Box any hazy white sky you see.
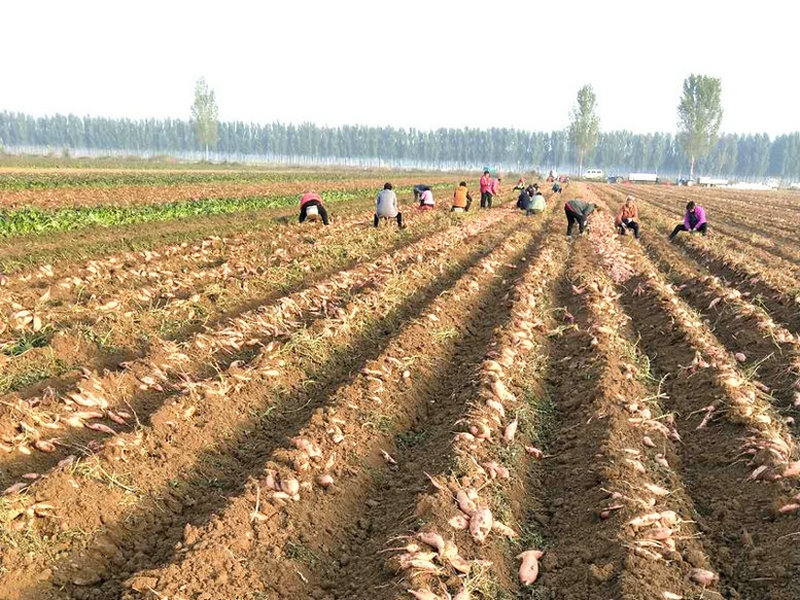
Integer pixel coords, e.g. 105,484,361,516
4,0,799,136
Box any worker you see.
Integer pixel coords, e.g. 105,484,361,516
489,176,501,207
615,196,640,239
419,188,435,211
413,184,432,204
374,182,405,228
552,181,562,194
529,189,546,215
451,181,473,212
513,176,526,191
298,190,330,225
669,201,707,240
517,186,532,211
517,185,544,216
564,198,600,236
479,170,492,209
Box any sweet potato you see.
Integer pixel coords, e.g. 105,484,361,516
517,549,544,585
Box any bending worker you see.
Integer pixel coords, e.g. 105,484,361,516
564,197,600,236
298,190,330,225
413,184,431,204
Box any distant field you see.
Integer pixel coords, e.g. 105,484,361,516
0,170,798,600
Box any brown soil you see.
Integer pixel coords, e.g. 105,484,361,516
2,179,799,600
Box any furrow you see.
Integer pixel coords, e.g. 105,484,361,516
598,185,800,419
583,189,800,599
597,184,800,334
351,216,571,600
86,212,546,600
0,208,507,489
0,209,523,599
0,204,446,396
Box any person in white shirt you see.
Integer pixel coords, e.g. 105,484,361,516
419,189,435,211
374,182,405,228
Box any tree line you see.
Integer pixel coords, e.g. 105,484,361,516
1,110,798,180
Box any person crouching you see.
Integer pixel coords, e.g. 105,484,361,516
615,196,640,239
669,201,707,240
451,182,473,212
418,188,435,211
374,182,405,228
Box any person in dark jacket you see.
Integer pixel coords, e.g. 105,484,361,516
669,201,707,240
564,198,600,236
517,186,532,211
298,191,330,225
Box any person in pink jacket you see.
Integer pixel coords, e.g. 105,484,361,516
298,191,329,225
479,170,492,209
482,175,501,209
489,177,501,205
669,201,707,240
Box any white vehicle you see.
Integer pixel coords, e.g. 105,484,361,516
628,173,659,183
697,176,729,187
583,168,605,180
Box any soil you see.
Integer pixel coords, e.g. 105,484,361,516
1,178,798,600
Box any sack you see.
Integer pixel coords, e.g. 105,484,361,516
305,205,319,221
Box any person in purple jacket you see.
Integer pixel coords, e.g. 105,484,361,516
669,201,707,241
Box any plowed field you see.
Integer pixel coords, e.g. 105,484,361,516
1,174,798,600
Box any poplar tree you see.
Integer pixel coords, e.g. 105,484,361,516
568,84,600,176
677,74,723,179
190,77,218,161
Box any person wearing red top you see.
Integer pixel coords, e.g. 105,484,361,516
615,196,640,239
490,177,501,199
298,191,329,225
479,170,492,209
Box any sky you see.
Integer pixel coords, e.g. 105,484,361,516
4,0,800,137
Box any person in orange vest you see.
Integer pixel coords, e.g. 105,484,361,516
298,190,329,225
451,182,473,212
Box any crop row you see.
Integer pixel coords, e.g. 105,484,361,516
0,176,456,211
0,206,508,488
0,202,525,599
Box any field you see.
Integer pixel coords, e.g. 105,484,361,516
0,168,798,600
